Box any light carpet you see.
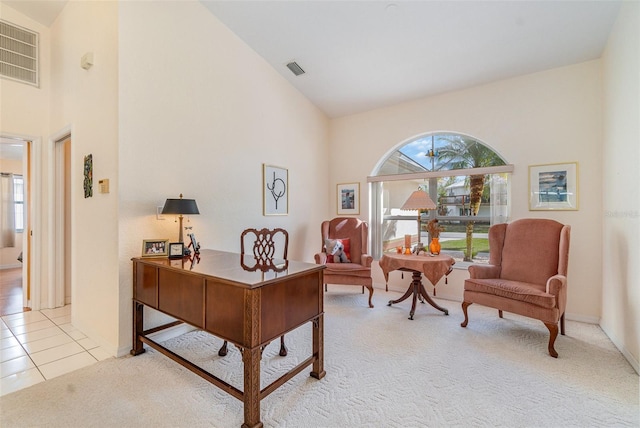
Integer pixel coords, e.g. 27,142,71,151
1,286,638,427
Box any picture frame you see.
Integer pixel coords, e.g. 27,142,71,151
337,182,360,215
263,164,288,216
168,242,185,259
187,233,200,255
142,239,169,257
529,162,578,211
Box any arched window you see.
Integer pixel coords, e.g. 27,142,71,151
368,132,513,263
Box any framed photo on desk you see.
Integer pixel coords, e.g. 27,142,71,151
142,239,169,257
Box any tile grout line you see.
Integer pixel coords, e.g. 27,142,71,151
2,306,99,383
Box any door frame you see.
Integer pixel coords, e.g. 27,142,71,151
0,132,39,310
50,126,72,309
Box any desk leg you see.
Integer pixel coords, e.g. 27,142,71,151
130,301,145,356
242,347,263,428
311,315,326,379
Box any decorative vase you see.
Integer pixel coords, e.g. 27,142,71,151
429,238,441,255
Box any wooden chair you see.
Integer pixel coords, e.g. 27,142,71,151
461,218,571,357
218,228,289,357
314,217,374,308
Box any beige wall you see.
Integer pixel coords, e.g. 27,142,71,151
48,1,120,353
117,2,329,354
0,4,51,307
330,60,604,323
601,0,640,370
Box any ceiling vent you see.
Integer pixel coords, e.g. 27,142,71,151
286,61,305,76
0,20,39,87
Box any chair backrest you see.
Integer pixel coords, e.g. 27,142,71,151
241,228,289,271
491,218,570,285
321,218,368,264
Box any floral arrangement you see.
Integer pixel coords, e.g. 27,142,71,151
427,219,445,238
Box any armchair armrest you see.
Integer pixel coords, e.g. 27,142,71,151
314,252,327,265
361,254,373,268
468,264,501,279
546,274,567,295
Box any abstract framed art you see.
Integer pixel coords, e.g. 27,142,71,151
263,164,288,216
529,162,578,211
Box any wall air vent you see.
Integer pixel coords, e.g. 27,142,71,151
286,61,305,76
0,20,39,87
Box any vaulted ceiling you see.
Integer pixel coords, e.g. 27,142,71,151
2,0,622,118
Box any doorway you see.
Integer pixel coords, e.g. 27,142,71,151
0,137,29,315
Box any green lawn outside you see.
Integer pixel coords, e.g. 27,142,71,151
440,238,489,257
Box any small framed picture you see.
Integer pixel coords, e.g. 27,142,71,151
141,239,169,257
168,242,184,259
529,162,579,211
263,164,288,216
337,182,360,215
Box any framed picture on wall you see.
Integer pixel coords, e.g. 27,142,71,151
263,164,288,216
529,162,578,211
337,182,360,215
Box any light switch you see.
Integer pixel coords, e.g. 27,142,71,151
98,179,109,193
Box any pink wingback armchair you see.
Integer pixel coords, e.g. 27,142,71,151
314,217,374,308
461,218,571,357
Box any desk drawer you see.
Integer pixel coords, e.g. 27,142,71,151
158,270,205,328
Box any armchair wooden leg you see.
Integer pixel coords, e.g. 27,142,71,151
324,283,327,292
361,286,364,294
366,285,374,308
544,322,559,358
498,310,503,318
461,301,472,327
560,313,565,335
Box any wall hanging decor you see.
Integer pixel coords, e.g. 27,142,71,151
83,154,93,198
529,162,578,210
337,182,360,215
263,164,288,216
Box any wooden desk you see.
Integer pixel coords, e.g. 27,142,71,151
379,253,455,320
131,249,326,428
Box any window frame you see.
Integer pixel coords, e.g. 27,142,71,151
13,174,24,232
368,131,513,263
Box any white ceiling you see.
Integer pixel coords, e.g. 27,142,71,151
2,1,622,118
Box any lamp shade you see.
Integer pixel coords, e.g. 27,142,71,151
401,190,436,211
161,195,200,215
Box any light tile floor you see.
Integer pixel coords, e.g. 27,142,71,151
0,305,111,396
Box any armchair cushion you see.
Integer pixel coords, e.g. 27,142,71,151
465,278,555,309
324,262,372,278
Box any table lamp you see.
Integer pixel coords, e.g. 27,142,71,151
161,193,200,243
401,189,436,251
